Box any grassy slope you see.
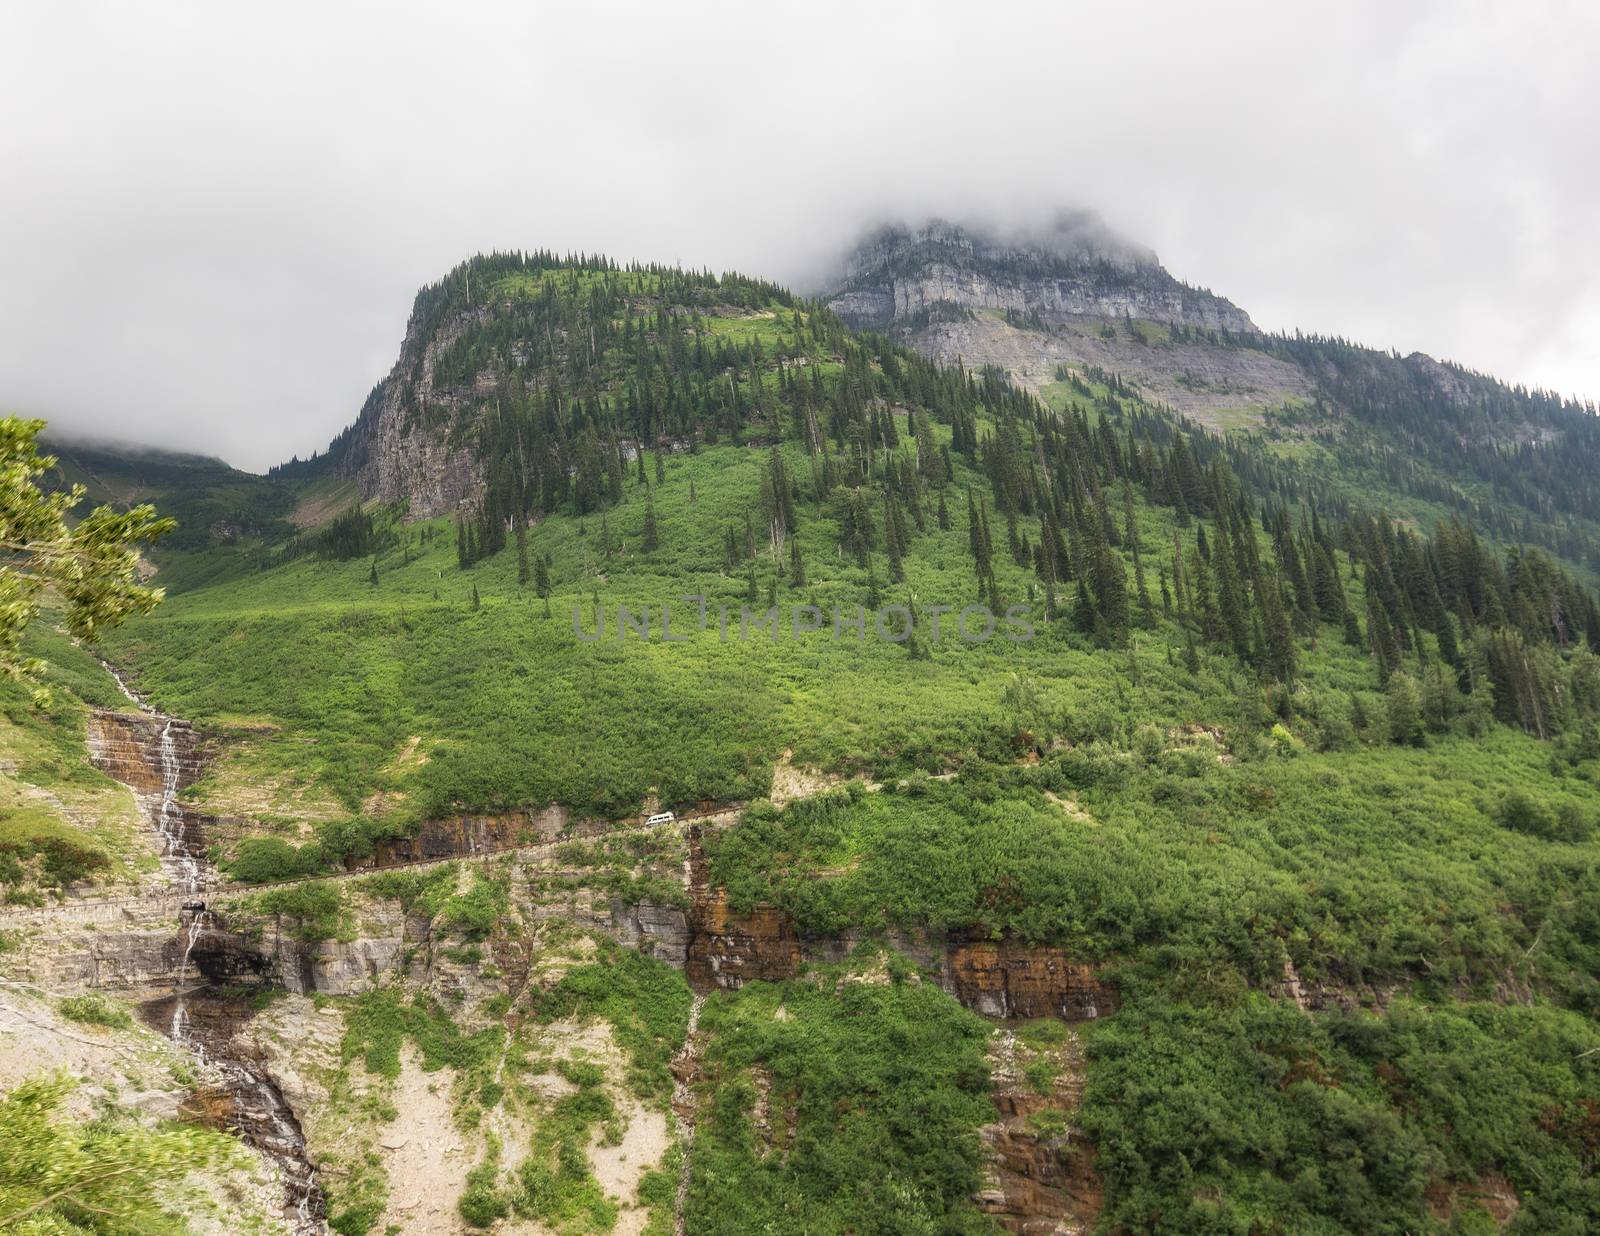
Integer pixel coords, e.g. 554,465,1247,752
0,618,156,901
77,285,1600,1232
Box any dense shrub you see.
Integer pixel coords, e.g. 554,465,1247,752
228,836,322,883
685,962,995,1235
57,993,133,1029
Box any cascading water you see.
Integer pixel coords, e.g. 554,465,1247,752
157,717,207,1042
158,719,203,896
97,664,326,1233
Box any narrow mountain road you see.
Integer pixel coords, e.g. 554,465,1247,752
0,809,742,925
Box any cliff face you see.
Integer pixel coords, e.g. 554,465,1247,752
86,710,205,799
819,215,1319,433
330,303,486,519
344,811,538,871
977,1028,1103,1234
681,828,1117,1020
826,217,1256,334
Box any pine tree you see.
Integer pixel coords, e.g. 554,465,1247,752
1261,580,1297,682
1386,671,1423,745
937,488,951,531
368,559,379,586
790,537,807,587
1212,524,1251,659
471,584,481,611
1182,625,1201,674
654,451,666,485
534,554,551,618
642,497,659,553
1367,576,1401,683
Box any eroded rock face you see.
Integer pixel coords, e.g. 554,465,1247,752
344,812,535,871
86,710,205,799
7,919,192,990
681,828,1116,1020
333,306,486,518
609,899,691,964
944,940,1116,1021
977,1030,1102,1235
826,218,1255,334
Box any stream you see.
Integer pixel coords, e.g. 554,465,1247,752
103,665,328,1233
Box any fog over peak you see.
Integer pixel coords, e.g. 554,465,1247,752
3,1,1598,471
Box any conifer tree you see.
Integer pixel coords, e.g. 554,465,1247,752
534,554,551,617
1386,671,1423,745
640,496,659,553
1182,625,1201,674
1367,576,1401,683
790,537,807,587
1212,525,1251,659
1261,579,1297,682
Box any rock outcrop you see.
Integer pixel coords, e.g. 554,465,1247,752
330,301,486,518
681,828,1116,1020
826,216,1255,335
976,1029,1103,1235
343,812,540,872
86,710,205,799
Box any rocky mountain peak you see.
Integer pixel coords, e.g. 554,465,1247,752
825,211,1255,335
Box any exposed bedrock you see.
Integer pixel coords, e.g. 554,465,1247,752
680,827,1117,1020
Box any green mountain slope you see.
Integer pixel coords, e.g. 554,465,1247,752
59,252,1600,1233
826,218,1600,580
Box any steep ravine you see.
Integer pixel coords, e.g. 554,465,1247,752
85,684,328,1234
71,688,1107,1232
676,824,1107,1233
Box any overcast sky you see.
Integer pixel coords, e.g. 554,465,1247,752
3,1,1597,471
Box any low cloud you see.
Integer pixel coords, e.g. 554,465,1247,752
3,0,1597,470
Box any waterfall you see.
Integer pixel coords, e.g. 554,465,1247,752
157,718,206,1044
157,719,202,896
672,993,707,1236
93,667,327,1233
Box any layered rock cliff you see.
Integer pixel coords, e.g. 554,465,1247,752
826,215,1256,335
326,301,487,518
681,826,1117,1020
818,214,1321,433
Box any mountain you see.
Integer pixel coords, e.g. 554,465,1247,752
8,247,1600,1236
825,215,1600,575
826,212,1256,334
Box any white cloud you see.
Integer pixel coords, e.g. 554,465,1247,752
2,0,1597,469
